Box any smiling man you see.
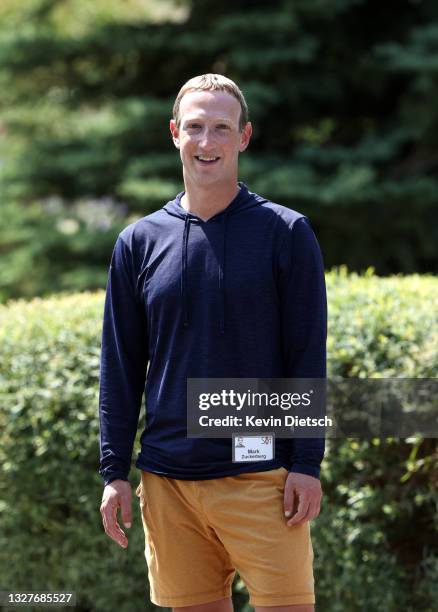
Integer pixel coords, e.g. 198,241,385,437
99,74,327,612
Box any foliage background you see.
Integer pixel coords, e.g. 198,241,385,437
0,1,437,611
0,274,437,612
1,0,438,302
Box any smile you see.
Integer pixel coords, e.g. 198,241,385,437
195,156,220,164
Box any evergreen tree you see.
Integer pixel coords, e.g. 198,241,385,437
1,0,437,300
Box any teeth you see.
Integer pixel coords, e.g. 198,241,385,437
197,156,218,161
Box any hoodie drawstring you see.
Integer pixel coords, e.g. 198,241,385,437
180,213,228,335
171,183,257,335
219,214,227,335
181,215,190,328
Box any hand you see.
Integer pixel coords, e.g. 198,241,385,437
100,479,132,548
283,472,322,526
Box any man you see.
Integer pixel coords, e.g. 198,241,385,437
99,73,327,612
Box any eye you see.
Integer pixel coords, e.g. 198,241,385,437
217,124,229,130
187,123,201,129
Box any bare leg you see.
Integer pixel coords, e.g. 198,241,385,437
255,606,314,612
173,596,233,612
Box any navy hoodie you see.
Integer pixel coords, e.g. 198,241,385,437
98,182,327,486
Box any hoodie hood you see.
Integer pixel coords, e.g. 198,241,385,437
162,181,266,334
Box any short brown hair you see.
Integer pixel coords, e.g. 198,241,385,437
172,73,249,132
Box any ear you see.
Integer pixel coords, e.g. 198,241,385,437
239,122,252,152
170,119,180,149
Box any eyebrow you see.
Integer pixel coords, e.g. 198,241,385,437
182,117,233,125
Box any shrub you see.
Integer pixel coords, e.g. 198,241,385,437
0,270,436,611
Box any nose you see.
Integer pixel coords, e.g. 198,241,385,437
198,126,216,149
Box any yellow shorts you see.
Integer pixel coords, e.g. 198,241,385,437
136,466,315,608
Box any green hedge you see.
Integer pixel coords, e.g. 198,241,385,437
0,270,437,612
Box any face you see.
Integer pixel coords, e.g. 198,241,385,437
169,90,252,189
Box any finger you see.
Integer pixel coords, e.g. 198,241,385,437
295,491,322,523
283,482,295,518
110,503,129,547
101,507,108,533
299,500,319,524
120,492,132,529
103,503,128,548
308,499,321,521
287,497,310,526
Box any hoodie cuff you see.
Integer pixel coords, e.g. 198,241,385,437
289,463,321,480
102,472,130,487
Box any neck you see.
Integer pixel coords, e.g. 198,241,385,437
180,179,240,221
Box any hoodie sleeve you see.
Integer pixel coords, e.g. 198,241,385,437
98,232,149,486
277,216,327,480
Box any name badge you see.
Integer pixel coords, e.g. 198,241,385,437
232,433,274,462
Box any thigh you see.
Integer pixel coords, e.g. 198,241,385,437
136,471,236,609
203,468,315,607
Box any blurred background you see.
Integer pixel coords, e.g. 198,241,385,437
1,0,438,303
0,1,437,611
